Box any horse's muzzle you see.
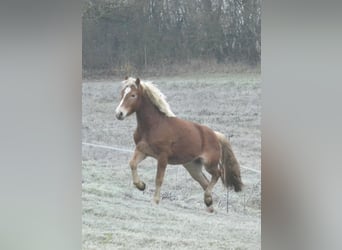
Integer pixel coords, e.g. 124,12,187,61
116,111,124,120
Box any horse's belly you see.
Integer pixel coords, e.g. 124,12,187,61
168,157,196,165
168,143,201,164
167,154,197,165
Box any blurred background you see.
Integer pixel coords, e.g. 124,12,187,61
82,0,261,78
1,0,342,250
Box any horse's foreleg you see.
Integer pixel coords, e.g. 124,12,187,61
129,149,146,191
153,154,168,204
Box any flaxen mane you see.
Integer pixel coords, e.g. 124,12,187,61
122,77,175,117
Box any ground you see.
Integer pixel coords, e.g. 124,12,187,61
82,73,261,249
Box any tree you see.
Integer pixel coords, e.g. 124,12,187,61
82,0,261,75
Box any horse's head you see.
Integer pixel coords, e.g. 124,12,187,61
115,77,142,120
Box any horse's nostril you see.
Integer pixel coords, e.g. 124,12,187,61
116,111,124,120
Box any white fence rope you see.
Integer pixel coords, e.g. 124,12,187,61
82,142,134,153
82,142,261,174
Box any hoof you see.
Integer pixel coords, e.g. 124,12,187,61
204,194,213,207
135,181,146,191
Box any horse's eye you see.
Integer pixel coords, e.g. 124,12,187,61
131,94,136,98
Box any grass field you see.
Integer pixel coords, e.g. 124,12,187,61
82,73,261,249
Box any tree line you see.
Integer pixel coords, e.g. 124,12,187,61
83,0,261,75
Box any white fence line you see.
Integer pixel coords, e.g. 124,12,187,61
82,142,261,174
82,142,134,153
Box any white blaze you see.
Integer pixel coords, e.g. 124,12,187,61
115,87,131,115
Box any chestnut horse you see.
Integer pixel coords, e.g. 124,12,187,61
115,77,243,211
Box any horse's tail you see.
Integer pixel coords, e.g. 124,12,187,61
215,131,243,192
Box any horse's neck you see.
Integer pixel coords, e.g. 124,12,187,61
136,95,164,131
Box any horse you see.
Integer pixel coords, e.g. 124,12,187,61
115,77,243,212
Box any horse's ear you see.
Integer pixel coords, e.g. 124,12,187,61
124,76,128,80
135,78,140,86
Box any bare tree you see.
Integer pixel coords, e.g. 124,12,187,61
82,0,261,75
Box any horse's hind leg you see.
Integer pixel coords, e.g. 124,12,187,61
129,149,146,191
203,163,220,212
183,161,209,191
